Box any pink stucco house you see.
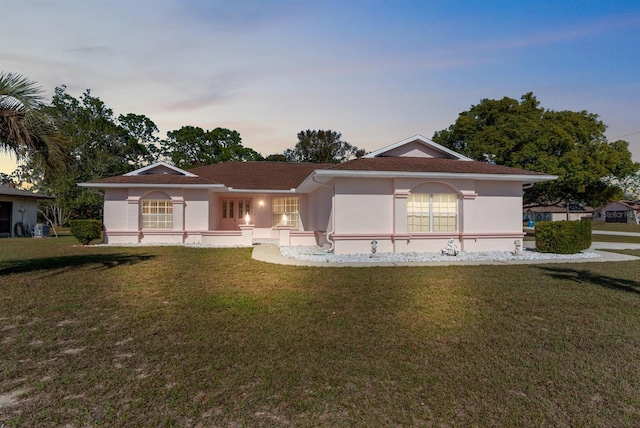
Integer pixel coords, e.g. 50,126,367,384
80,135,556,254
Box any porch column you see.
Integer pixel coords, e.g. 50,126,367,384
277,225,292,246
239,224,254,246
458,190,477,251
126,196,140,231
171,197,185,241
393,192,409,252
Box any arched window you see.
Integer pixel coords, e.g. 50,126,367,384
141,197,173,229
407,193,457,232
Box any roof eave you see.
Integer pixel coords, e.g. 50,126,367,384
311,169,558,182
78,183,300,193
226,188,298,194
297,170,557,193
78,183,226,189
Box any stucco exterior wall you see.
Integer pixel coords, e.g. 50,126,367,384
334,178,394,234
329,177,525,254
104,189,129,232
462,181,522,233
100,177,528,253
184,189,209,231
306,186,333,233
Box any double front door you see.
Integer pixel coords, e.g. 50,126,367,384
220,198,252,230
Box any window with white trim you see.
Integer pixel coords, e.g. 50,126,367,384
141,199,173,229
407,193,457,232
272,197,300,228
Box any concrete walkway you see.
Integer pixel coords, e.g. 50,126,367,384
252,243,640,267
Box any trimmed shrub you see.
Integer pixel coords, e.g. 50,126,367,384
535,219,592,254
70,220,103,245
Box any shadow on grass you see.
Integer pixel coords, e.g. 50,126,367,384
538,266,640,295
0,253,155,277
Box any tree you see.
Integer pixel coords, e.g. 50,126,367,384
264,153,289,162
0,172,16,187
607,173,640,199
284,130,360,163
160,126,262,168
432,93,639,213
118,113,161,164
18,86,159,225
0,71,68,172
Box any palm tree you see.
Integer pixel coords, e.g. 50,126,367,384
0,71,67,171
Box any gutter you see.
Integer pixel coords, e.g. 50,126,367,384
311,169,558,183
312,174,336,252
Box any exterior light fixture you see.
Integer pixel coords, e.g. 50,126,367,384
282,214,287,225
245,212,250,225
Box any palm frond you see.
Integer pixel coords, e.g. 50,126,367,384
0,71,69,172
0,71,44,110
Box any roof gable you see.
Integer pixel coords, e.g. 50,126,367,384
363,134,472,161
124,161,198,177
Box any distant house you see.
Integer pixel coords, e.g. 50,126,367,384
0,186,55,237
80,135,556,255
593,200,640,224
524,204,594,222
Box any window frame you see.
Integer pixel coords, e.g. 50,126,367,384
141,199,174,230
407,193,458,233
272,197,300,229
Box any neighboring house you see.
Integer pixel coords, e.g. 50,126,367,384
524,204,594,222
592,200,640,224
0,186,55,237
79,135,556,255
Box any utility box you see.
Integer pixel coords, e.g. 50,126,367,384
34,224,50,237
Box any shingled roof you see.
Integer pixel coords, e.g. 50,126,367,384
0,186,55,199
85,156,554,191
189,162,333,190
86,162,333,190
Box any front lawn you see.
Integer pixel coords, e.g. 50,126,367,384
591,223,640,233
1,238,640,426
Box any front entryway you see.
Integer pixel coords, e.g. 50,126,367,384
220,198,252,230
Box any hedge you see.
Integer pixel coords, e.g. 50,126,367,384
69,220,103,245
535,219,592,254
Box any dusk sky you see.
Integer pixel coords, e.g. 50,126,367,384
2,0,640,174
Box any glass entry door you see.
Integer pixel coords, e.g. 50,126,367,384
220,199,251,230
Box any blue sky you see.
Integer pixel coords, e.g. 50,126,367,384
2,0,639,174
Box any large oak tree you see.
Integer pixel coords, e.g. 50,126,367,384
432,93,638,210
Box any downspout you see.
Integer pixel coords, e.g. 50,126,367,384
312,175,335,252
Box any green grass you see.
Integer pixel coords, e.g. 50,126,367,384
591,223,640,233
2,238,640,426
591,235,640,244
